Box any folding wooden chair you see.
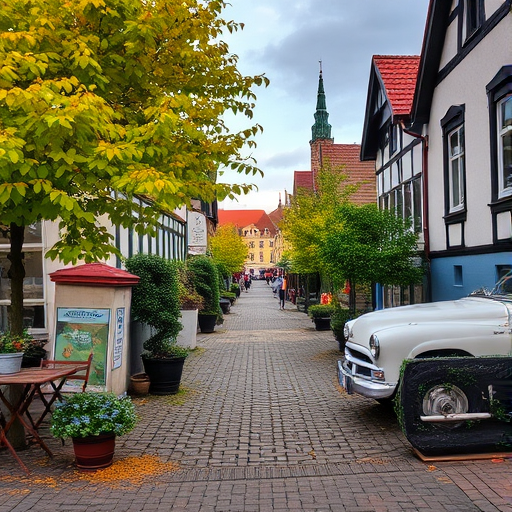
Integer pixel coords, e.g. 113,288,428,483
29,353,93,428
40,352,93,394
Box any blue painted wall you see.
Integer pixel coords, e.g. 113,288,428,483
430,252,512,302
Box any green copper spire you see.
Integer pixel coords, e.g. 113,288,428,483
311,63,332,142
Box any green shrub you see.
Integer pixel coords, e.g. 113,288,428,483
187,255,221,316
307,304,335,319
125,254,184,358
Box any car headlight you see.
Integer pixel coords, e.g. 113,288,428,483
343,323,351,340
369,334,380,359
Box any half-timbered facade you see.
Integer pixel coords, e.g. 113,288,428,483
411,0,512,301
361,55,426,308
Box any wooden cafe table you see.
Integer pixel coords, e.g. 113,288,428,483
0,364,89,473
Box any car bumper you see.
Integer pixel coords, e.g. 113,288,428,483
337,359,396,400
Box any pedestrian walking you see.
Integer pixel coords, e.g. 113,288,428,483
279,274,287,310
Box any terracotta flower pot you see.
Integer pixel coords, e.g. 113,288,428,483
129,373,151,396
72,433,116,471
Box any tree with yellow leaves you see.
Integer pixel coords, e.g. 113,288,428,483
0,0,268,333
209,223,248,279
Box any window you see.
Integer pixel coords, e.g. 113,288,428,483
487,66,512,208
389,124,398,155
464,0,483,41
259,241,264,249
498,95,512,194
454,265,463,287
0,222,45,330
441,105,466,220
259,252,264,263
448,125,465,212
269,240,274,248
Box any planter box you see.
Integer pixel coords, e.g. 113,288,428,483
313,318,331,331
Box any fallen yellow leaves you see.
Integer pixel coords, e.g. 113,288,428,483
0,455,180,490
76,455,180,486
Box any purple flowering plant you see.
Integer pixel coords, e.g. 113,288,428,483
50,392,137,439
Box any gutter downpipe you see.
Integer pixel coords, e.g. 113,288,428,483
400,122,431,302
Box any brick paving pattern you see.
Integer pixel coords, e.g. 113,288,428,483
1,280,512,511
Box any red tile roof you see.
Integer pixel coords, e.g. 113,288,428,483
373,55,420,117
268,205,284,226
310,142,376,205
217,209,277,235
293,171,314,194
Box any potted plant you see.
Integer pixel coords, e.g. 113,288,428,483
21,336,48,368
176,261,204,350
187,255,221,333
230,282,241,298
308,304,335,331
125,254,189,395
50,392,137,471
221,291,237,306
0,330,45,374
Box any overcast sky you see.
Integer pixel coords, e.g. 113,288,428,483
218,0,431,213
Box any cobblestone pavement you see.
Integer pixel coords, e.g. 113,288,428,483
1,280,512,511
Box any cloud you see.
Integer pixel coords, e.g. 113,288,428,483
220,0,430,211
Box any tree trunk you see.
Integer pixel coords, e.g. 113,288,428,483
6,223,26,447
7,223,25,336
0,385,26,449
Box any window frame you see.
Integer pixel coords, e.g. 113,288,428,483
447,124,465,213
487,66,512,245
497,94,512,197
441,105,467,223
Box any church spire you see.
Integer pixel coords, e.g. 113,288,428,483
311,61,332,142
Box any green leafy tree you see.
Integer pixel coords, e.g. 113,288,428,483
320,202,423,305
280,164,357,275
209,223,247,278
0,0,268,334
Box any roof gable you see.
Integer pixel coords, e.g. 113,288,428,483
361,55,420,160
217,209,277,235
373,55,420,117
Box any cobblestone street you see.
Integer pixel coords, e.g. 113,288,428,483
1,280,512,511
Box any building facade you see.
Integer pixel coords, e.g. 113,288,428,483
411,0,512,301
217,208,283,274
360,55,427,308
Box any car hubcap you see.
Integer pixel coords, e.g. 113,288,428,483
422,384,468,428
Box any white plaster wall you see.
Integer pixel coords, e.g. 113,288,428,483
427,17,512,252
485,0,507,17
440,12,459,69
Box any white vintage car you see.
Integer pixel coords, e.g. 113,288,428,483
338,276,512,402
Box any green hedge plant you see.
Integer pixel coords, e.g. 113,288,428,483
307,304,335,319
187,255,221,316
125,254,188,359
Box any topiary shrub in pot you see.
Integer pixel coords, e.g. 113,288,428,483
125,254,189,395
187,255,221,333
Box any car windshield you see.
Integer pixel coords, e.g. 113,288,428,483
478,271,512,297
